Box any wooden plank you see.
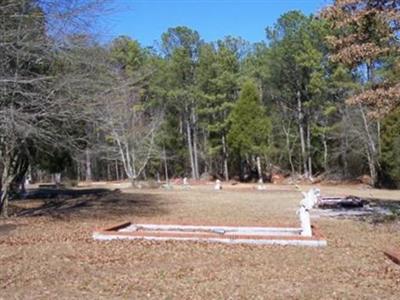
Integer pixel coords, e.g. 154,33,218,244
101,221,132,232
384,248,400,265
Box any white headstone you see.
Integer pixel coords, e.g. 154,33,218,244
214,179,222,190
54,173,61,185
182,177,191,190
257,178,266,190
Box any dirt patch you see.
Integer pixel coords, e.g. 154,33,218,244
0,224,17,236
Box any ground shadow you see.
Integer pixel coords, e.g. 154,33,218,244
366,198,400,223
0,224,17,237
11,188,169,220
316,197,400,223
368,198,400,210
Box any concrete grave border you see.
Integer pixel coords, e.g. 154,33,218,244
93,222,327,247
93,188,327,247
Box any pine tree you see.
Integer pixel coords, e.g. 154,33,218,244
227,81,271,179
381,108,400,186
196,38,242,180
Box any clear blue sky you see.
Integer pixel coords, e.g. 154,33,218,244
103,0,331,47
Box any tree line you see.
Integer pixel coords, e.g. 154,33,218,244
1,0,400,216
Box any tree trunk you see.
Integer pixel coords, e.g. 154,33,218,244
107,161,111,181
0,185,10,218
307,121,312,178
0,161,12,218
115,160,120,181
377,120,381,157
359,105,379,186
85,148,92,182
222,135,229,181
366,149,377,186
297,91,308,177
76,161,80,182
192,109,200,179
0,153,29,217
256,156,262,181
193,129,200,179
283,124,295,175
186,116,196,179
239,155,244,181
322,131,328,172
341,110,349,178
202,128,210,174
163,146,169,183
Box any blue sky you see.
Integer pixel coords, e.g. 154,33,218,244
103,0,331,47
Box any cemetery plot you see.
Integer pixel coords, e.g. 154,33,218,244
93,222,327,247
93,188,326,247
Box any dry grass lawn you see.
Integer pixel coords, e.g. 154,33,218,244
1,183,400,299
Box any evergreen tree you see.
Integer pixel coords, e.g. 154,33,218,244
196,38,242,179
227,81,271,179
381,108,400,187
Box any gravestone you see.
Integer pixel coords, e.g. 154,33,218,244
256,178,266,190
183,177,191,190
214,179,222,190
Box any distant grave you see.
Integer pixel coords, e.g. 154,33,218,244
256,179,266,191
214,179,222,190
182,177,191,190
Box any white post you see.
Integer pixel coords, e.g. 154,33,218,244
299,206,312,237
55,173,61,185
257,178,266,190
214,179,221,190
183,177,190,189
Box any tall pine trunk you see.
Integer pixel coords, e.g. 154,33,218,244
297,91,308,177
307,121,312,178
222,135,229,181
192,109,200,179
163,146,169,183
256,156,262,181
322,131,328,172
186,115,196,179
85,148,92,182
283,125,295,175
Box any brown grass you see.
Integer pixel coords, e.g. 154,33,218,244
1,183,400,299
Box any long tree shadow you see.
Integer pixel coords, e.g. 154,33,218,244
12,188,169,220
366,198,400,223
316,197,400,223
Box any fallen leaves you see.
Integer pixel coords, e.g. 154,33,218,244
0,185,399,298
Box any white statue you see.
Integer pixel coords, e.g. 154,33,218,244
298,188,320,237
300,188,319,210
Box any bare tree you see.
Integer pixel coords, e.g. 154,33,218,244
0,0,111,217
97,78,162,185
